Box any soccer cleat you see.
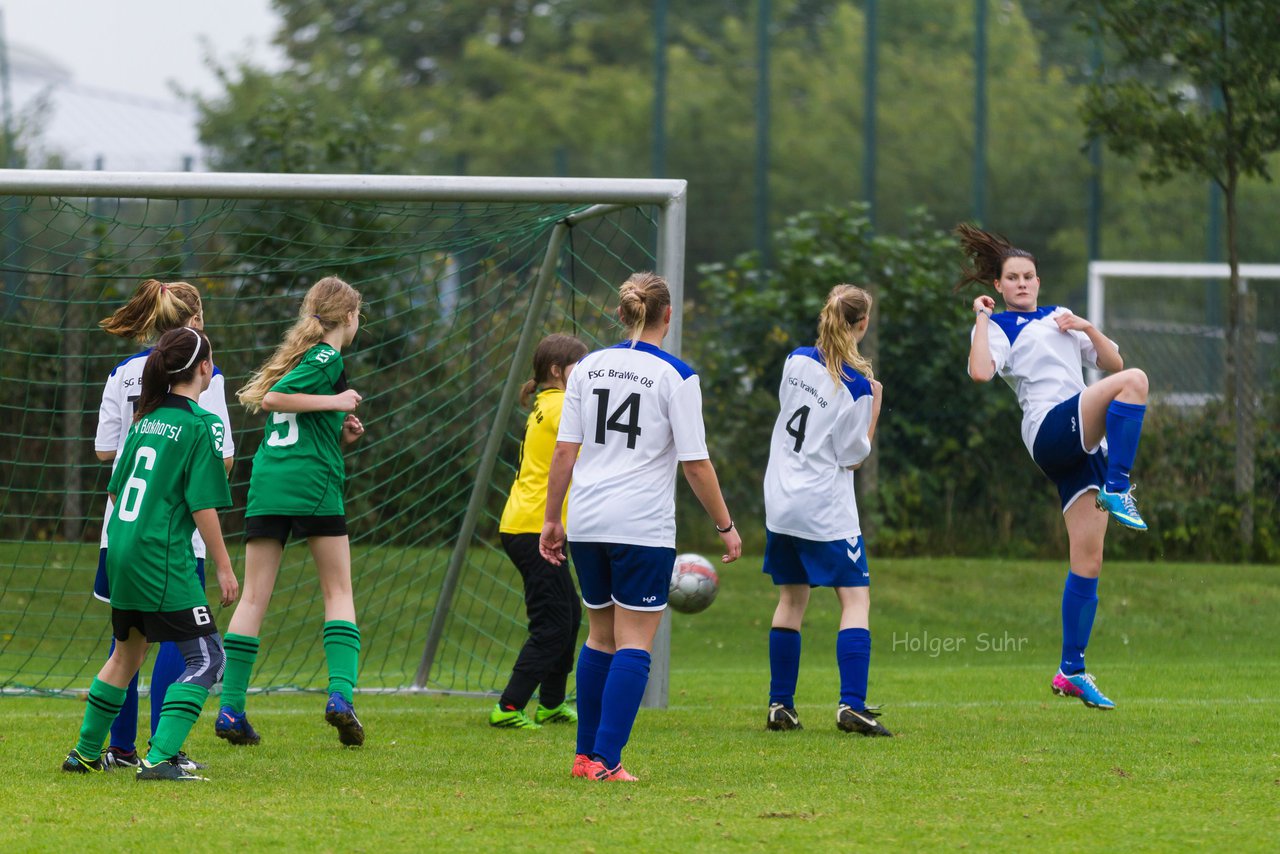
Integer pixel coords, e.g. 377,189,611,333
325,692,365,746
61,748,106,774
1096,487,1148,531
836,704,894,737
766,702,803,731
103,746,140,769
136,757,207,782
214,706,262,746
1052,670,1116,710
571,753,593,778
534,702,578,725
489,703,542,730
584,758,639,782
175,751,207,771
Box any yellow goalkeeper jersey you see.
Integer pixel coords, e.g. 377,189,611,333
500,388,568,534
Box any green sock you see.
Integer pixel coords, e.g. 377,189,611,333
323,620,361,703
220,633,260,714
76,678,127,759
146,682,209,764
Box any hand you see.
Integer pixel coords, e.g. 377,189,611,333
718,527,742,564
539,521,566,566
972,295,996,316
341,414,365,445
1054,310,1093,333
332,389,363,412
216,560,239,607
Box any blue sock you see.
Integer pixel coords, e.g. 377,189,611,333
1104,400,1145,492
1060,572,1099,675
574,645,613,757
149,641,187,737
106,638,139,753
591,648,651,769
837,628,871,710
768,628,801,707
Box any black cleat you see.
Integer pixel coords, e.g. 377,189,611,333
136,757,207,781
103,746,140,769
766,702,803,731
62,748,106,774
837,704,893,737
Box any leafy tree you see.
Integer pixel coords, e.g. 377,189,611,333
1075,0,1280,554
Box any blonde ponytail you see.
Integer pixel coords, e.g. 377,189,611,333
617,271,670,342
238,276,361,412
815,284,874,386
98,279,202,343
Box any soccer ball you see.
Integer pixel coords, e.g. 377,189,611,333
668,553,719,615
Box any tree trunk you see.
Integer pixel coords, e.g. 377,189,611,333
1225,173,1255,557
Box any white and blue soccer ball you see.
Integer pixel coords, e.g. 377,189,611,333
669,553,719,615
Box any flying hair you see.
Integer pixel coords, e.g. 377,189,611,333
238,276,361,413
99,279,202,343
815,284,874,386
952,223,1037,293
617,271,671,343
135,327,211,421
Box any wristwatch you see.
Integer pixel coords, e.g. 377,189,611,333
715,520,735,533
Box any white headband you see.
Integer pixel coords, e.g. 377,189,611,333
167,327,203,374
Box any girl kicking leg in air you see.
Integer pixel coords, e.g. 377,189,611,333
958,223,1148,710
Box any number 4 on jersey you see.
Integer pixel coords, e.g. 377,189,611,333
785,405,810,452
592,389,642,449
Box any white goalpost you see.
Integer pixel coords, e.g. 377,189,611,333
1085,260,1280,394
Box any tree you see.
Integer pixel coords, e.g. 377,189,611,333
1075,0,1280,556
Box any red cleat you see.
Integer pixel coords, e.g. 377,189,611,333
571,753,593,778
583,758,638,782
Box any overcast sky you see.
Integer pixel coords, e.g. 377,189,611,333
3,0,284,103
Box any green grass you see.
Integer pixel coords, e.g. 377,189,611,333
2,556,1278,851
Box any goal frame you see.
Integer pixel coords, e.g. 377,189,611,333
0,168,687,708
1085,260,1280,387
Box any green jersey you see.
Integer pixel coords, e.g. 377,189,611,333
246,343,349,517
105,394,233,612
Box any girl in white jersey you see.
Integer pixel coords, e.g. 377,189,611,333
92,279,235,770
540,271,742,782
762,285,891,737
959,224,1150,711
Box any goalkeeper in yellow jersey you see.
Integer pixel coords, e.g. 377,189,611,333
490,334,589,730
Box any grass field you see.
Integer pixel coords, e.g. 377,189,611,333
2,555,1278,851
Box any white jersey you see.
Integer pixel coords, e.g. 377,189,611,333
94,347,235,555
972,306,1114,455
764,348,875,541
558,340,709,548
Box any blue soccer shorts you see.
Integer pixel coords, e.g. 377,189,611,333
568,541,676,612
1031,393,1108,512
763,531,870,588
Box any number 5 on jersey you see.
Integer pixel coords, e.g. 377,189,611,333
267,412,299,447
592,389,642,449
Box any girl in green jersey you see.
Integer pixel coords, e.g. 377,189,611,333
62,327,238,781
216,277,368,747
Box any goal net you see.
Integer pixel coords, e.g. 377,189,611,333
0,170,687,700
1086,261,1280,404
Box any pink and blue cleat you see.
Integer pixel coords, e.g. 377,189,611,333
1052,669,1116,710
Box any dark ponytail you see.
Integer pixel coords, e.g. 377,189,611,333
953,223,1037,293
135,327,211,421
520,333,589,407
